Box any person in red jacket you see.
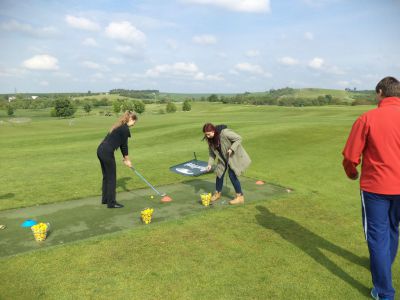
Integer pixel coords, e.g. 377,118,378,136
342,76,400,300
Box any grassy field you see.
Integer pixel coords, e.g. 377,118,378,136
0,103,397,299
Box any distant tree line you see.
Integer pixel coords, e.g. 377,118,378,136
199,88,377,107
109,89,159,100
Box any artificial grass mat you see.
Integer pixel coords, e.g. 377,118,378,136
0,176,289,257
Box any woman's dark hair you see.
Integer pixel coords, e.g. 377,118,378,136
375,76,400,97
203,123,220,149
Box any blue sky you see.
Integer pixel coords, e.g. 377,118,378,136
0,0,399,93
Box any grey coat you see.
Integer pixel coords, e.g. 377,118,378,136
208,128,251,178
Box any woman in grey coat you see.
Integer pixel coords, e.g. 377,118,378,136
203,123,251,204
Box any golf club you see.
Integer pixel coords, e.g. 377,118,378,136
130,166,167,197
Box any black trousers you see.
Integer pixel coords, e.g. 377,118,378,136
97,143,116,207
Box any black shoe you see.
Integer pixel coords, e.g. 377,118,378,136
108,202,124,208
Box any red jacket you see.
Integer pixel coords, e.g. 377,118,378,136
342,97,400,194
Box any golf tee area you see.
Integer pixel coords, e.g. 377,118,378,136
1,103,398,299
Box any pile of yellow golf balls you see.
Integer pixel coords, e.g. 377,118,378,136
201,193,212,207
141,208,154,224
31,222,48,241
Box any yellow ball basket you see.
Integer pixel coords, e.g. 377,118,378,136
31,222,49,242
141,208,154,224
200,193,211,207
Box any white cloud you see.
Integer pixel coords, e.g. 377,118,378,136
308,57,324,69
115,45,144,58
183,0,270,13
192,34,217,45
82,61,108,71
0,67,27,78
22,54,59,70
112,77,123,83
53,72,72,78
246,50,260,57
194,72,224,81
166,39,178,50
105,21,146,45
39,80,49,86
146,62,199,77
107,57,124,64
338,79,362,87
92,73,104,79
82,38,98,47
115,45,133,54
0,20,58,38
304,32,314,40
327,65,345,75
145,62,223,81
65,15,100,31
234,62,271,76
308,57,345,75
278,56,299,66
303,0,337,7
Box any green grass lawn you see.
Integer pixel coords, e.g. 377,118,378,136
1,103,397,299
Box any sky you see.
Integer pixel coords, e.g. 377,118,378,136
0,0,399,94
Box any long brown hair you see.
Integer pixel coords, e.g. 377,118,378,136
203,123,220,149
110,111,138,132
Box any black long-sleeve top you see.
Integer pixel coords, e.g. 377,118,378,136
102,124,131,156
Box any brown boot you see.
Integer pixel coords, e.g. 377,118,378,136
211,191,221,202
229,194,244,205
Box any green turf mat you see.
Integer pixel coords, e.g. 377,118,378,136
0,177,289,257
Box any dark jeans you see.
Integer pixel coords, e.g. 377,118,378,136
216,167,243,194
97,143,116,207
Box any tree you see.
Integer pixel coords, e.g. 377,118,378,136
166,102,177,113
133,100,146,114
120,100,134,112
182,100,192,111
208,94,219,102
83,103,92,114
113,101,121,113
7,104,15,116
53,98,76,117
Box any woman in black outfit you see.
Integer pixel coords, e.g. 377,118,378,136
97,111,137,208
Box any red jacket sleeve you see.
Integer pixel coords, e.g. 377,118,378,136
342,117,368,179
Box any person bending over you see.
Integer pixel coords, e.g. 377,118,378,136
203,123,251,205
97,111,137,208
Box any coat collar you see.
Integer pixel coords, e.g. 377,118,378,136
378,97,400,108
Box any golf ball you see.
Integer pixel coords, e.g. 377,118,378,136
151,196,154,199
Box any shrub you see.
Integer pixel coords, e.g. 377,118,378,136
7,105,15,116
53,98,76,117
133,100,146,114
83,103,92,114
208,94,219,102
113,101,121,113
166,102,177,113
182,100,192,111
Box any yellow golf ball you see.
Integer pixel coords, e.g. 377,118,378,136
150,196,154,199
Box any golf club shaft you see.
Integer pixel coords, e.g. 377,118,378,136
130,167,165,196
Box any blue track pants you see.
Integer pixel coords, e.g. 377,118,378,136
361,190,400,300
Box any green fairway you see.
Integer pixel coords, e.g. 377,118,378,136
1,103,398,299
